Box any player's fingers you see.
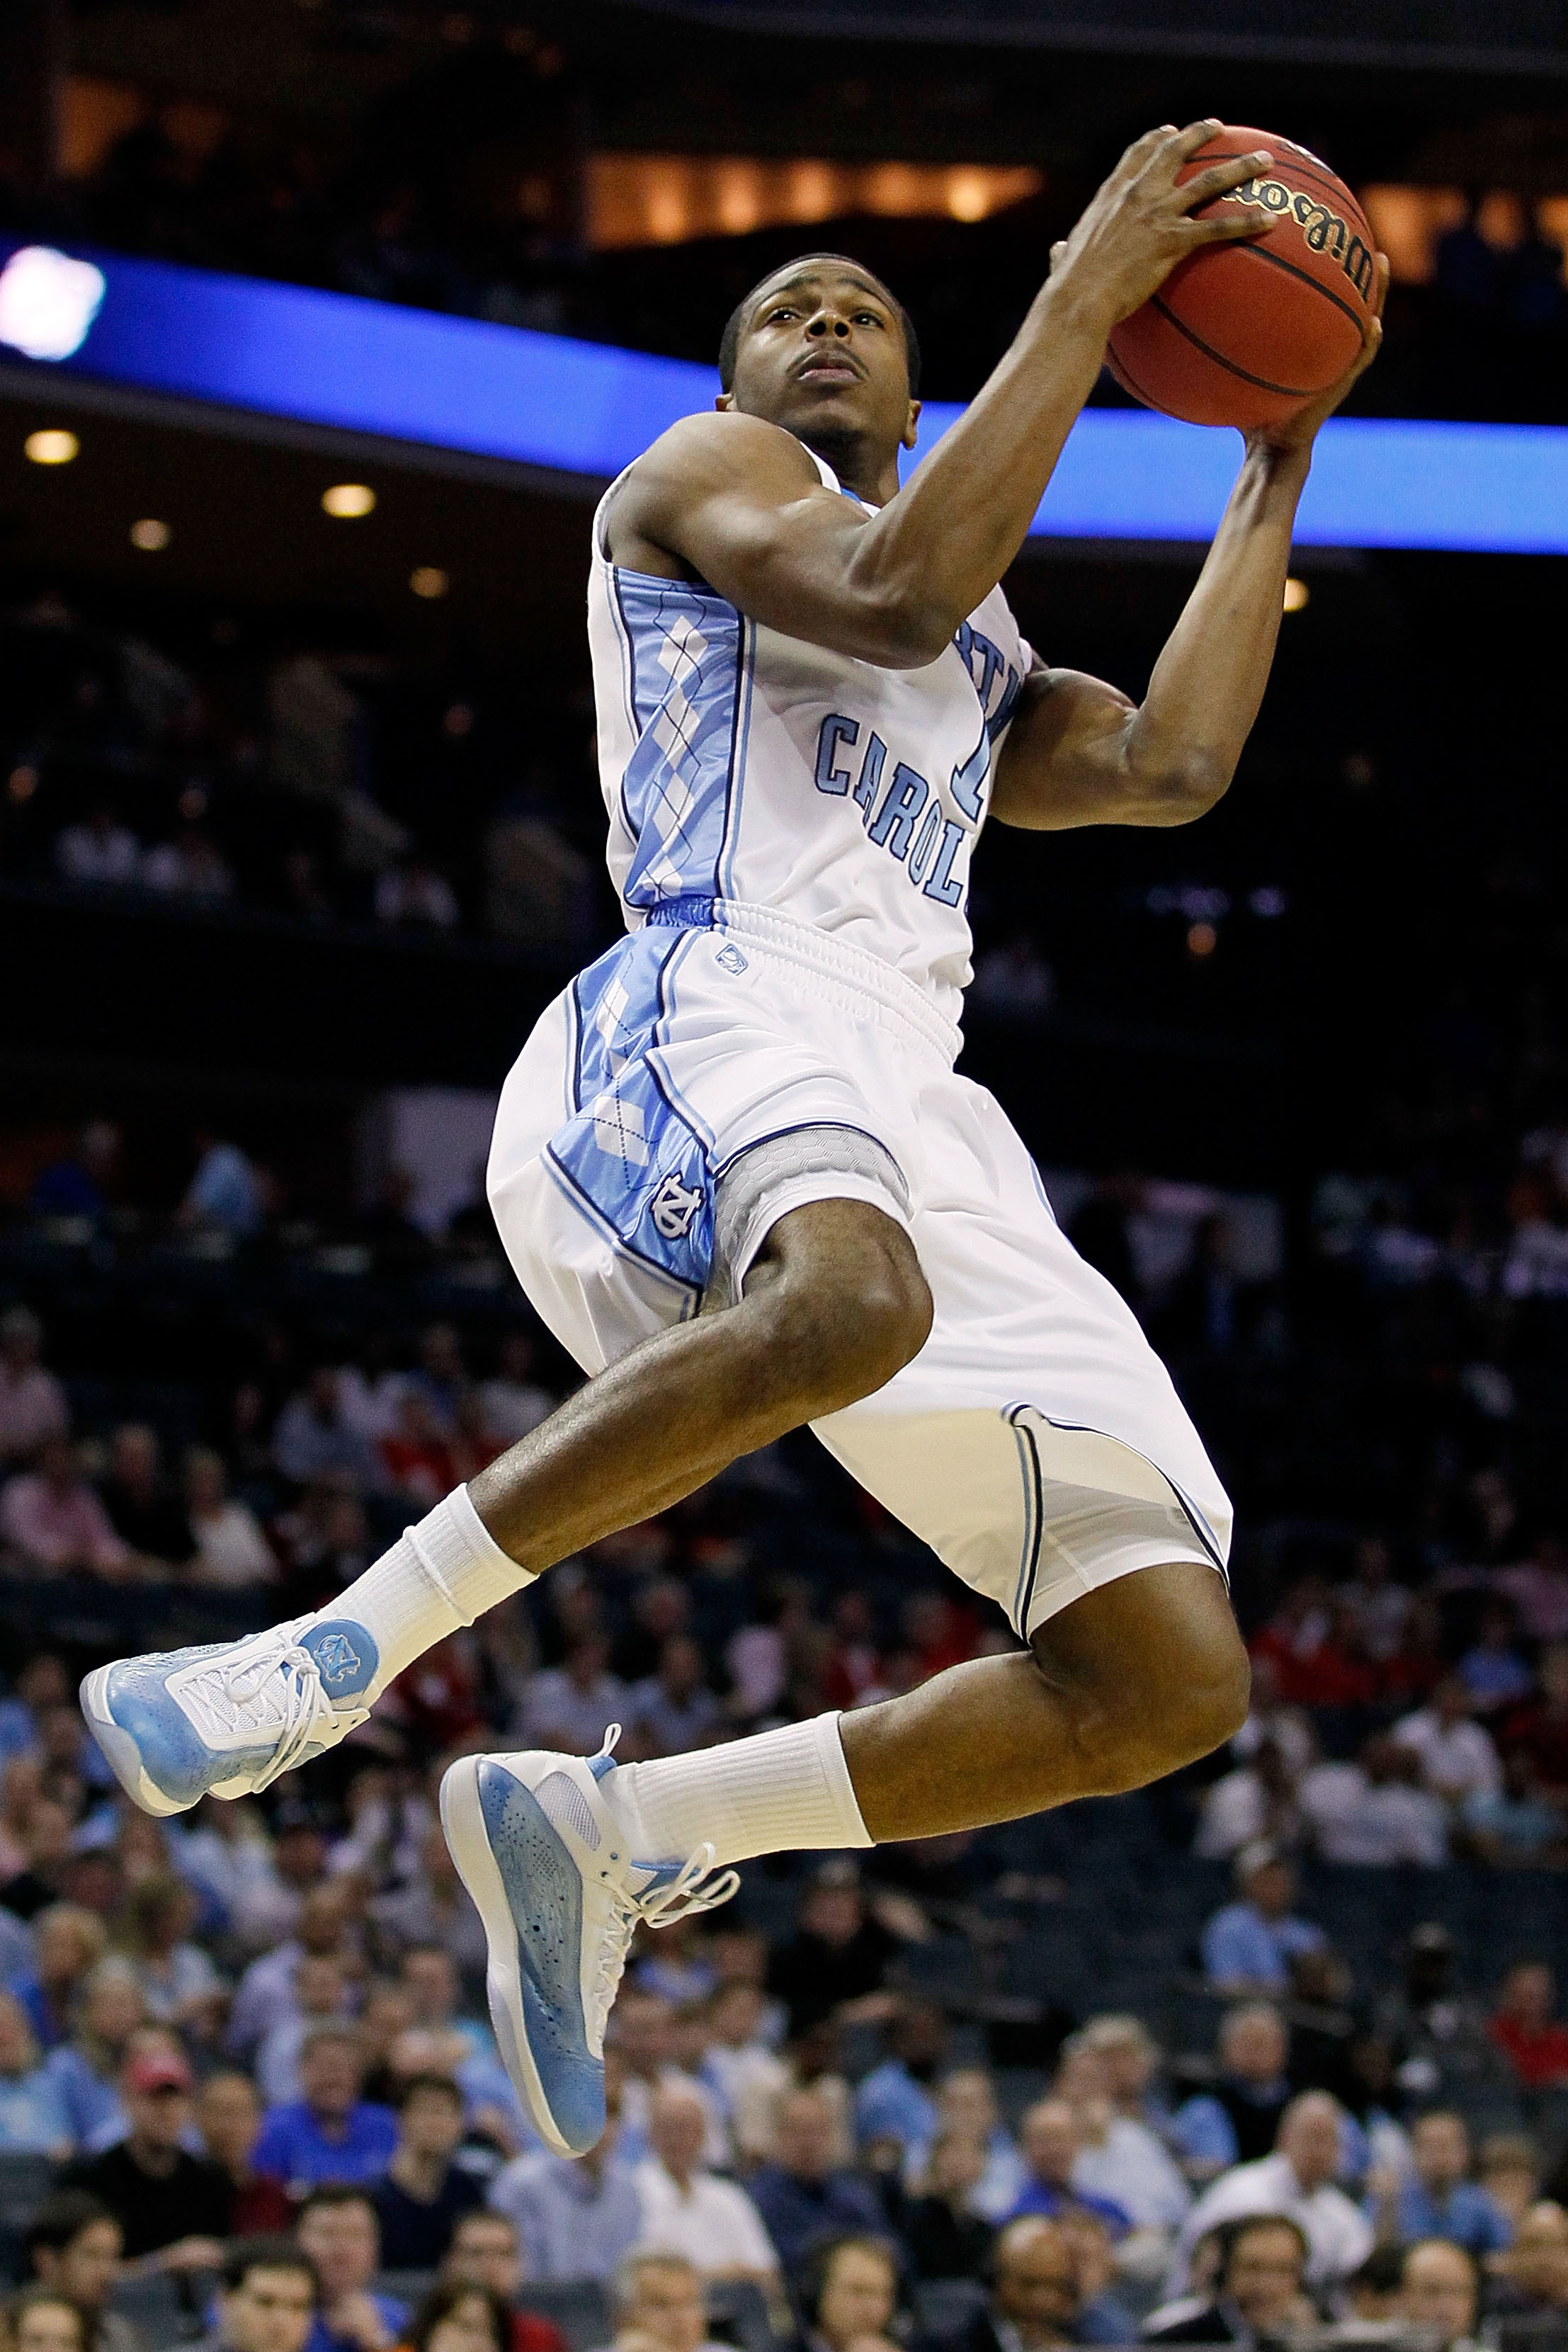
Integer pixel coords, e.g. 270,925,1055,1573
1369,249,1391,323
1181,208,1273,245
1172,151,1273,214
1048,239,1068,271
1111,125,1178,184
1165,118,1225,164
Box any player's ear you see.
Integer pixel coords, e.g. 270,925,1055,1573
715,391,734,411
902,399,921,450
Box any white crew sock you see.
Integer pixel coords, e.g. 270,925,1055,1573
330,1487,533,1688
601,1711,872,1868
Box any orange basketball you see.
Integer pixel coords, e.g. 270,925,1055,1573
1106,127,1377,429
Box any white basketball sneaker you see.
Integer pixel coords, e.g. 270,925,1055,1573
80,1613,382,1817
439,1731,738,2158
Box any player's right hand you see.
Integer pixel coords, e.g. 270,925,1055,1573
1046,121,1276,331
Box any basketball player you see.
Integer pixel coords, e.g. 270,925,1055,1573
83,123,1386,2162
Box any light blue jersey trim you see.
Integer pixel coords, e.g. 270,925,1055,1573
613,574,749,910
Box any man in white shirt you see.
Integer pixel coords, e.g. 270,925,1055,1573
1392,1683,1502,1806
632,2084,778,2286
1176,2093,1374,2288
1299,1737,1449,1868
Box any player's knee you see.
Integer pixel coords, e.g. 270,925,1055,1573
760,1209,932,1413
1031,1576,1249,1795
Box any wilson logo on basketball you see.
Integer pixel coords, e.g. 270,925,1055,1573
1222,176,1377,301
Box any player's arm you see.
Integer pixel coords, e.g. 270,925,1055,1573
612,123,1276,670
991,255,1390,831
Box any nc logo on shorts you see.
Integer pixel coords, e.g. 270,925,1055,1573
715,943,749,975
312,1632,362,1686
649,1171,704,1239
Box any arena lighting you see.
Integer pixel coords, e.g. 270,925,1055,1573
23,427,79,465
322,482,376,517
3,241,1567,555
409,564,450,598
130,517,171,550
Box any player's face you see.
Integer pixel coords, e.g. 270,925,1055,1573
723,265,919,463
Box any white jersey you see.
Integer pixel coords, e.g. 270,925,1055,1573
586,441,1033,1029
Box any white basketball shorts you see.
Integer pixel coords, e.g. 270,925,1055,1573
487,897,1232,1641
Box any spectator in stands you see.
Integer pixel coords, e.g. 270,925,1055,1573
1,1797,74,1924
5,2286,94,2352
181,1132,266,1240
296,2187,406,2352
628,1640,719,1758
1,1439,132,1575
1375,2111,1512,2256
1478,2135,1540,2233
1489,1964,1568,2088
98,1426,192,1568
1298,1734,1449,1867
608,2251,727,2352
630,2081,778,2285
142,821,234,899
511,1636,626,1756
795,2234,903,2352
477,1336,552,1451
11,1904,107,2049
1336,1537,1412,1668
273,1373,383,1493
30,1123,120,1222
697,1983,788,2166
229,1880,355,2052
63,2045,232,2264
1500,1642,1568,1796
1456,1601,1535,1717
196,2070,295,2234
56,800,140,887
1489,2202,1568,2320
1055,2036,1190,2232
748,2084,884,2274
375,857,459,931
1006,2099,1129,2234
258,1956,353,2106
117,1872,222,2030
916,2069,1024,2224
851,1997,946,2155
0,1988,72,2153
0,1310,69,1469
1144,2212,1312,2344
368,1826,487,1983
1397,2239,1480,2351
1177,2093,1374,2287
1373,1924,1504,2107
21,2191,136,2352
439,2212,569,2352
1200,1848,1326,1995
183,1450,278,1586
372,2074,484,2270
904,2129,994,2280
1392,1681,1503,1809
1462,1750,1567,1866
1194,1739,1303,1862
404,2283,511,2352
771,1867,900,2043
948,2216,1081,2352
252,2024,398,2193
196,2237,321,2352
42,1961,144,2153
489,2103,641,2282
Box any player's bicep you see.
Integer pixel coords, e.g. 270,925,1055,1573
989,663,1153,831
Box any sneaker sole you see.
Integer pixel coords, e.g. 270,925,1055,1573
79,1666,186,1818
438,1754,581,2161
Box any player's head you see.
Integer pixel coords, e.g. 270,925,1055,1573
716,254,921,472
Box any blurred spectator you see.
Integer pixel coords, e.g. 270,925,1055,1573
1396,2239,1480,2352
1489,1965,1568,2089
1376,2111,1511,2256
916,2069,1026,2224
489,2109,641,2282
99,1426,193,1567
947,2215,1081,2352
1496,1541,1568,1647
1200,1846,1326,1994
0,1989,72,2155
196,2071,295,2235
118,1873,222,2028
6,2286,95,2352
1195,1741,1302,1862
1479,2136,1541,2233
380,1394,461,1509
748,2085,883,2273
42,1961,145,2152
29,1123,120,1220
20,2191,138,2352
1173,2006,1293,2183
368,1826,488,1981
793,2234,902,2352
1489,2201,1568,2319
698,1982,788,2164
56,801,140,887
1336,1538,1413,1666
0,1311,69,1470
181,1132,266,1239
607,2251,729,2352
1176,2095,1374,2287
198,2237,320,2352
143,822,235,899
970,934,1055,1021
63,2045,232,2263
771,1869,899,2043
1299,1736,1449,1866
1228,1656,1315,1781
1456,1601,1534,1717
1,1440,131,1575
483,797,593,953
1144,2212,1312,2344
904,2129,995,2280
512,1638,626,1756
251,2025,398,2193
1373,1924,1504,2108
1461,1751,1567,1865
1499,1644,1568,1795
11,1904,107,2050
631,2081,777,2284
371,2072,484,2270
477,1334,553,1450
439,2210,570,2352
1392,1683,1503,1807
852,1999,947,2155
257,1955,353,2106
404,2282,513,2352
1055,2045,1189,2232
274,1373,383,1491
1006,2099,1129,2234
629,1640,719,1757
375,858,459,931
296,2187,407,2352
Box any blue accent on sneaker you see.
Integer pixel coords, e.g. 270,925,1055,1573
95,1646,263,1811
300,1621,379,1696
475,1759,606,2157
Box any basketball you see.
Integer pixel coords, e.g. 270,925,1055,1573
1106,126,1377,428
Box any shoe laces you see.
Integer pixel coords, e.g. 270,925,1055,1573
182,1620,368,1793
585,1727,740,2045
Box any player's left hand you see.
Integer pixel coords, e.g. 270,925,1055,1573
1244,248,1390,457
